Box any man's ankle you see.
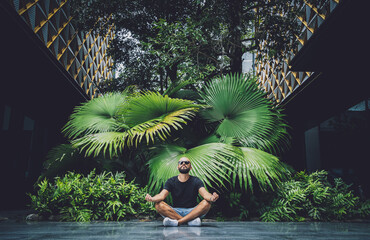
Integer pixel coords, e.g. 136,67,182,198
177,217,186,225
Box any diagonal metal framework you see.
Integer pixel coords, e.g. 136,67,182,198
256,0,340,104
7,0,114,99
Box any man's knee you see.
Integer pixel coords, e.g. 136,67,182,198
155,201,167,212
200,199,211,210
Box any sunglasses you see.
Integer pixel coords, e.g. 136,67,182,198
178,161,190,165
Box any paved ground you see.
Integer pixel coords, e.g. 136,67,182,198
1,219,370,240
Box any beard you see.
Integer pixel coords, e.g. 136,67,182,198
179,167,190,174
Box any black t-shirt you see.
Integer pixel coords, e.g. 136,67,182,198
163,176,205,208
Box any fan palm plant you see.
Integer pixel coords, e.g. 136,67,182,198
47,73,291,194
147,73,292,193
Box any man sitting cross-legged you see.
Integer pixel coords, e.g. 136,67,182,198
145,157,219,226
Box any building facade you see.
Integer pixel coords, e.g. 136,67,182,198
256,0,340,104
7,0,114,98
256,0,369,197
0,0,114,209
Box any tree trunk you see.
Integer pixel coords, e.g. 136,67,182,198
166,62,179,83
159,67,164,94
229,0,243,74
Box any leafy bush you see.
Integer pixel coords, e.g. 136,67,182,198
59,74,291,196
260,170,370,222
29,170,156,222
209,192,249,221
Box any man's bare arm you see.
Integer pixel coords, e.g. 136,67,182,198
145,189,169,202
199,187,219,202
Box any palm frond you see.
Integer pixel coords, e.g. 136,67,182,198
41,144,87,179
239,109,291,155
63,92,128,139
44,144,79,171
127,107,198,146
66,92,201,157
198,134,236,145
71,132,128,157
163,79,195,97
123,91,203,146
229,147,292,192
147,143,236,194
200,73,290,155
171,89,201,101
124,91,201,126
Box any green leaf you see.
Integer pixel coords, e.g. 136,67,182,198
72,132,128,157
63,92,129,140
200,73,290,155
147,143,235,193
64,91,201,157
228,147,292,192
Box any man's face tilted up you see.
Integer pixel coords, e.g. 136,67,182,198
178,157,191,174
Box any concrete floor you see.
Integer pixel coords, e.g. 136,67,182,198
1,220,370,240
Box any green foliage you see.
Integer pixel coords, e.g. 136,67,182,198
147,73,292,193
42,144,87,179
200,73,290,155
63,92,201,157
147,143,235,193
228,147,291,192
260,170,369,222
63,92,129,140
41,144,123,180
143,18,218,84
70,0,314,90
215,212,226,222
225,192,249,220
47,73,291,200
29,170,156,222
209,190,260,221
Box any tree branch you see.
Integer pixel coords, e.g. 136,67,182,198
243,2,270,13
244,45,258,51
197,51,219,64
241,38,256,42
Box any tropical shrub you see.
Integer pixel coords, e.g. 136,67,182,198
222,192,249,220
46,73,292,198
40,144,121,179
147,73,292,194
260,170,370,222
29,170,156,222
